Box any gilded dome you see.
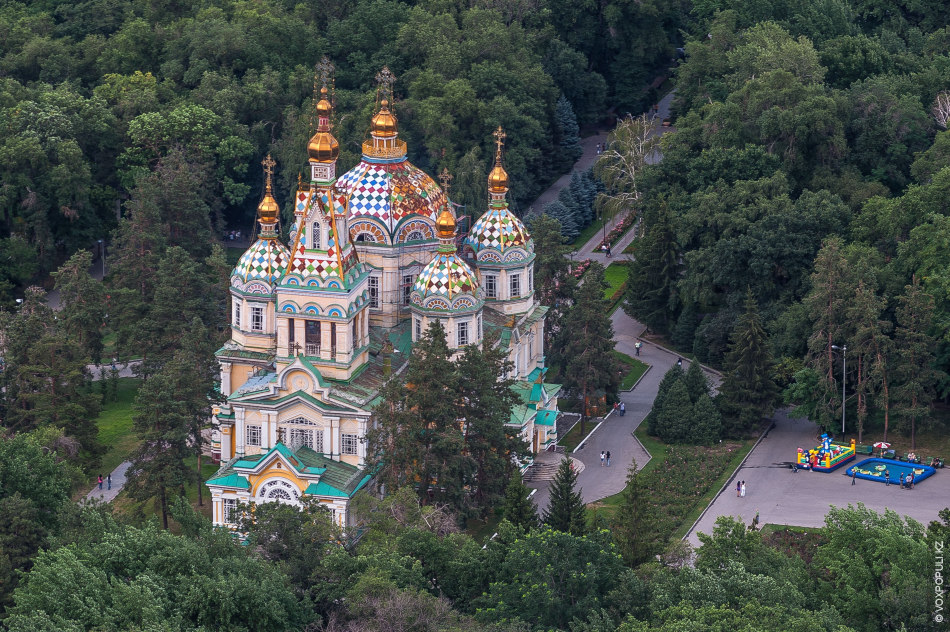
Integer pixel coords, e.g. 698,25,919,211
258,191,280,225
371,99,397,137
308,88,339,162
488,163,509,193
436,208,456,240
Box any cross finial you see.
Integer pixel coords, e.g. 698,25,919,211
438,167,453,194
316,56,334,90
375,66,396,102
262,154,276,190
493,126,506,156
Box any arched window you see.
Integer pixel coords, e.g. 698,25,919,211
355,232,376,243
311,222,322,249
406,230,424,242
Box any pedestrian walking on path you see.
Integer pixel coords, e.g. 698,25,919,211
620,402,625,416
885,469,890,486
635,340,642,356
107,473,112,490
606,451,611,467
851,469,856,485
736,481,741,497
740,481,746,497
97,474,103,490
600,451,606,467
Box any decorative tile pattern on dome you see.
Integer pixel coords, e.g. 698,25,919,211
232,238,290,285
337,159,446,237
465,206,532,256
413,252,479,300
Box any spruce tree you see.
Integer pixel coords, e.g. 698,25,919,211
543,200,579,241
542,458,587,536
892,279,940,450
656,380,692,444
554,95,583,170
692,394,723,445
648,365,684,435
52,250,106,365
683,358,709,403
501,475,539,532
613,459,654,565
624,202,679,333
718,290,779,438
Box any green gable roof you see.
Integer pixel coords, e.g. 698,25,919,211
536,409,558,426
206,472,250,489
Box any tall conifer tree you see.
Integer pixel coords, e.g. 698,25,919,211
613,459,653,565
892,279,940,449
718,290,779,437
542,458,586,536
502,475,539,532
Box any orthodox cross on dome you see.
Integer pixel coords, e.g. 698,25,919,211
262,154,276,190
493,126,506,160
316,56,335,90
438,167,453,195
375,66,396,103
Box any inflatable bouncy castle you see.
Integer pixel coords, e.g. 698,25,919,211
796,435,856,472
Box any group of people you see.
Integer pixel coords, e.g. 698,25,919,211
226,230,243,241
596,142,605,154
612,401,626,416
600,243,612,257
97,473,112,491
736,480,747,497
600,450,612,467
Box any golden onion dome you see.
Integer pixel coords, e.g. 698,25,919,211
315,86,332,117
436,208,456,240
371,99,398,137
257,191,280,225
488,162,509,193
307,131,339,162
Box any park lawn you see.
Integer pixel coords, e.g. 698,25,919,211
570,215,607,248
612,350,648,390
559,419,598,453
760,523,822,535
603,262,629,301
95,377,142,474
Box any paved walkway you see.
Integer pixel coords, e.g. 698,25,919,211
529,309,719,512
84,460,132,503
686,409,950,545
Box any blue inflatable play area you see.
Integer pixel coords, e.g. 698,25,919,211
846,458,936,485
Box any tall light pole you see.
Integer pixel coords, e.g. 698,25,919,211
97,239,105,279
831,345,847,435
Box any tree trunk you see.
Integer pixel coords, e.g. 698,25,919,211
197,453,203,506
160,487,169,530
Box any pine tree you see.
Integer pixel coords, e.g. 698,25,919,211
559,263,620,435
542,458,586,536
613,459,654,565
656,380,692,444
672,305,699,350
892,279,940,450
847,277,890,443
718,290,779,438
52,250,106,365
691,394,723,445
554,95,583,170
501,475,539,532
456,342,526,515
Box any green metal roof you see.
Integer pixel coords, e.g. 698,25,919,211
536,409,558,426
206,472,250,489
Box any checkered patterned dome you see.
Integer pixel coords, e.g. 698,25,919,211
337,159,446,239
232,238,290,286
465,205,532,258
412,251,480,305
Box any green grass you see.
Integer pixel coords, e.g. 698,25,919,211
603,262,630,301
570,215,607,248
113,455,218,527
612,351,649,390
558,419,598,452
95,378,142,475
634,422,668,475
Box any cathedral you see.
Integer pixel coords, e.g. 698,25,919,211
207,66,560,529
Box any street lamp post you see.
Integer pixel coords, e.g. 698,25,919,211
831,345,847,435
97,239,105,279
